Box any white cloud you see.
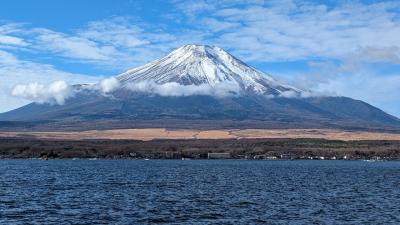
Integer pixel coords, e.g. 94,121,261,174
125,80,241,97
8,76,122,107
12,81,73,105
99,77,120,93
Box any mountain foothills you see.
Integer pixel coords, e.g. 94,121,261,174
1,45,399,131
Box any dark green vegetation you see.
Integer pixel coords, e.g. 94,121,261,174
1,137,399,160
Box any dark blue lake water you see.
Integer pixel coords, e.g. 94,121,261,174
0,160,399,224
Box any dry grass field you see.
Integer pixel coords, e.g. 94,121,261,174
1,128,400,141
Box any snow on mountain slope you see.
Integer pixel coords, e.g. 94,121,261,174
117,45,303,96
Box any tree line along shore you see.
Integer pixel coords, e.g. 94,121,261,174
0,137,400,160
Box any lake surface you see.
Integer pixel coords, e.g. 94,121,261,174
0,160,399,224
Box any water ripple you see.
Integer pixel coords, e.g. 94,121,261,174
0,160,399,224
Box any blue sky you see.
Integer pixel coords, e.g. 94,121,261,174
1,0,400,117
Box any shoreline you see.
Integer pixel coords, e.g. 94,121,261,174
1,137,399,160
0,158,396,161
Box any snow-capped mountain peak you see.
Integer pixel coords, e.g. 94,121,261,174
117,44,302,96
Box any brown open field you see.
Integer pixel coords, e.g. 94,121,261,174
1,128,400,141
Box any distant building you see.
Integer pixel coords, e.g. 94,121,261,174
253,155,277,160
208,153,231,159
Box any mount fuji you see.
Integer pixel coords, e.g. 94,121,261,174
118,44,302,96
1,44,399,131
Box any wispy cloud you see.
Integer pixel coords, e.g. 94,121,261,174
80,17,151,48
283,59,400,117
0,35,27,46
0,23,30,49
3,1,400,65
33,28,115,61
0,18,181,69
172,0,400,63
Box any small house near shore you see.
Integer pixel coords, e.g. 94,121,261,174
208,153,231,159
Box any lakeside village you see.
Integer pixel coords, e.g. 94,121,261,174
1,138,399,160
25,151,394,161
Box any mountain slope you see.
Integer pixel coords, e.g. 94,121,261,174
0,44,399,131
